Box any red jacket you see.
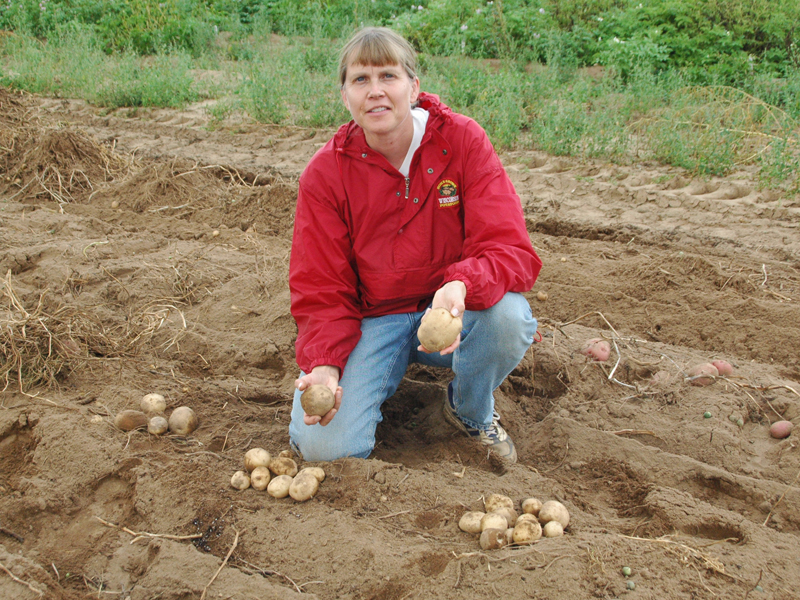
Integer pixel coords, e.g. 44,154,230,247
290,93,542,374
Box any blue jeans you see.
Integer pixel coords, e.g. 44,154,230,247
289,292,537,461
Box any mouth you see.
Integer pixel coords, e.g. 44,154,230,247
367,107,390,114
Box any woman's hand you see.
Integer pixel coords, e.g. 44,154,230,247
418,280,467,356
295,365,343,426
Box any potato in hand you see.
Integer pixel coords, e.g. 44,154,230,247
301,385,335,417
418,307,462,352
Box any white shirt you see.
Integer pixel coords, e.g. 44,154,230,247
398,108,429,177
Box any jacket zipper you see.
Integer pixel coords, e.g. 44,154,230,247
404,177,410,199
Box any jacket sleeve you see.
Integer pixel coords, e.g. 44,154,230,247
289,176,362,374
443,120,542,310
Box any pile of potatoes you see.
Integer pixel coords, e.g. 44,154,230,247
230,447,326,502
458,494,570,550
113,393,198,436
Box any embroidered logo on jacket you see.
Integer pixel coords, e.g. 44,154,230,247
436,179,459,208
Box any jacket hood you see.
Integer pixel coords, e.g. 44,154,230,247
333,92,452,152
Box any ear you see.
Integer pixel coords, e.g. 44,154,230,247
340,86,350,110
410,77,420,104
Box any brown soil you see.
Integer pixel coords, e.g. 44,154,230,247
2,87,800,600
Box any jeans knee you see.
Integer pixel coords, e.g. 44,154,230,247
289,427,374,462
485,293,537,345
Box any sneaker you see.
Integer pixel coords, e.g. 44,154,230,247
443,383,518,463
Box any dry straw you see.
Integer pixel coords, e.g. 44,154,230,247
1,271,168,392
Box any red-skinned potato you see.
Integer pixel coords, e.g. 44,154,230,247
711,360,734,377
686,363,719,386
769,420,793,439
581,338,611,362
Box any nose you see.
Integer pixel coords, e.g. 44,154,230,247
367,80,385,98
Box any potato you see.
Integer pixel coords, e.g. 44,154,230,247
516,513,539,526
494,506,518,528
267,475,293,498
300,385,335,417
484,493,514,514
269,456,298,477
230,470,250,491
512,519,542,545
538,500,570,528
299,467,326,483
711,360,734,377
686,363,719,386
769,420,794,439
580,338,611,362
650,370,675,386
114,410,149,431
147,415,169,435
479,528,507,550
504,527,515,545
168,406,198,435
458,511,485,534
250,466,271,491
480,512,509,532
521,497,543,516
417,307,462,352
543,521,564,538
289,471,319,502
140,393,166,415
244,448,272,472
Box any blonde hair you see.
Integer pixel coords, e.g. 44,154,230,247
338,27,418,87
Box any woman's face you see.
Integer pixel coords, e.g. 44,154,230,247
341,62,420,146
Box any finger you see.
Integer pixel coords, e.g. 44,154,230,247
417,343,432,354
438,334,461,356
303,414,322,426
319,408,337,426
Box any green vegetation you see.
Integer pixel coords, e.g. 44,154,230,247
0,0,797,192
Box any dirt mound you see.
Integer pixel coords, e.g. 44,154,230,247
2,89,800,600
1,126,129,207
